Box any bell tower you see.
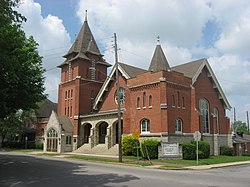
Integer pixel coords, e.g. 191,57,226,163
57,12,111,149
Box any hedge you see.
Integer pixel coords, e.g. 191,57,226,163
140,139,160,159
122,135,139,156
220,146,234,156
182,141,210,160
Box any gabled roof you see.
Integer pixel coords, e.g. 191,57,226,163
93,63,146,110
148,44,171,72
58,115,73,132
47,110,73,133
64,20,101,58
36,99,57,118
119,63,147,78
173,58,231,109
58,19,111,68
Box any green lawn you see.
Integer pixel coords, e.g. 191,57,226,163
2,149,250,169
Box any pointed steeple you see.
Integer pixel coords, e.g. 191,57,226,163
148,37,171,72
63,10,101,59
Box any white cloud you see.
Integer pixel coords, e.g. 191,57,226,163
16,0,250,122
18,0,71,102
75,0,250,121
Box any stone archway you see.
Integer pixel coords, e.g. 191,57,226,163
113,120,123,145
98,122,108,144
83,123,92,144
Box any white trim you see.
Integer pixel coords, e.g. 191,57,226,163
192,59,231,109
93,63,130,110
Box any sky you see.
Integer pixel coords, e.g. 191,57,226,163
17,0,250,123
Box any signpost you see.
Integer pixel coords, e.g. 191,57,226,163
193,131,201,165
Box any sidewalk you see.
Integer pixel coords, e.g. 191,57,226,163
184,160,250,170
17,151,250,170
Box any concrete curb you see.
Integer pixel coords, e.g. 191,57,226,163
184,161,250,170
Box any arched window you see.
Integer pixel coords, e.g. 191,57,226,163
47,128,58,138
66,136,72,144
199,99,210,133
137,97,140,109
214,108,219,134
143,92,146,108
172,95,175,107
141,119,150,133
177,91,180,107
175,118,183,133
149,95,152,108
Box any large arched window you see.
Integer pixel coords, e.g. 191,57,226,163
199,99,210,133
141,119,150,134
47,128,58,137
175,118,183,133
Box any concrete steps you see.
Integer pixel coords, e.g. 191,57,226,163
74,144,118,156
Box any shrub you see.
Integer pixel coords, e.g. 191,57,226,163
182,142,196,160
122,135,139,156
182,141,210,160
35,143,43,150
220,146,234,156
140,139,160,159
193,141,210,159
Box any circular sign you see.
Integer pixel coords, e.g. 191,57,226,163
193,131,201,141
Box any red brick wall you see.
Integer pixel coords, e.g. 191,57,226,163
98,73,127,112
194,67,230,134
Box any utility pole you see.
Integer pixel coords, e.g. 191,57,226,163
233,107,236,132
247,111,249,133
114,33,122,162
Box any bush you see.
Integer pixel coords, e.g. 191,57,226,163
182,142,196,160
220,146,234,156
122,135,139,156
35,143,43,150
193,141,210,159
182,141,210,160
4,142,24,149
140,139,160,159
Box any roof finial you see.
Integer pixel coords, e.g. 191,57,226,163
157,35,160,45
85,10,88,22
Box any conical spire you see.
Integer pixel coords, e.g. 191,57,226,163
148,37,171,72
63,11,101,58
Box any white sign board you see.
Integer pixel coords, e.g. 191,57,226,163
193,131,201,141
163,143,179,156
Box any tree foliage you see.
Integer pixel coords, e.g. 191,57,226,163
0,0,46,119
232,121,248,133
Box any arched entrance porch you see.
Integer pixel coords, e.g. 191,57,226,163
112,120,123,146
98,122,108,144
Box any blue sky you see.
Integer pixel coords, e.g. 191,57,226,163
18,0,250,123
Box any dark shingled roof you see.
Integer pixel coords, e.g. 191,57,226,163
172,58,205,79
148,44,171,72
36,99,57,118
58,19,111,68
65,20,100,58
119,62,147,78
58,115,73,132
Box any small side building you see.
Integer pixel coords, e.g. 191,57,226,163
43,110,73,153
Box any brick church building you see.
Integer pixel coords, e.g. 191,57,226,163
44,16,232,155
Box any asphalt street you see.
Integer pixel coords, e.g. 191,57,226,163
0,152,249,187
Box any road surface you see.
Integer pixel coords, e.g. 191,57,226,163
0,152,249,187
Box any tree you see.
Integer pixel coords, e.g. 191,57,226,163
0,109,37,147
231,121,248,133
0,0,46,119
